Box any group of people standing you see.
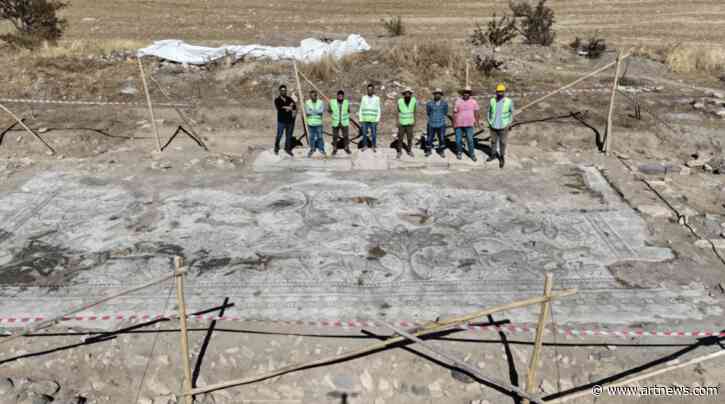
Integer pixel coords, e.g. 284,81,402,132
273,83,513,168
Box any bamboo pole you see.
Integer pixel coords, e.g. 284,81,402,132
523,273,554,404
0,103,55,154
147,75,209,151
1,269,186,346
380,320,544,404
185,288,577,396
515,53,630,116
292,60,309,144
296,69,362,130
138,57,162,152
605,51,623,155
549,349,725,403
174,257,194,404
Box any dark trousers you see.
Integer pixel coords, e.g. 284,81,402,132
426,126,445,152
491,128,508,158
397,125,415,153
275,121,294,151
332,125,350,151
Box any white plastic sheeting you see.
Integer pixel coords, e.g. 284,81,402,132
137,34,370,65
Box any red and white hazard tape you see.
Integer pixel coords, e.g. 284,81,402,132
1,314,723,339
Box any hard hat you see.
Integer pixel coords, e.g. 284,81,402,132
496,83,506,92
462,85,473,94
433,88,443,94
402,87,414,94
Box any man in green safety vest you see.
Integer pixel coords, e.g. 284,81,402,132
487,83,514,168
329,90,351,155
358,84,381,152
305,90,326,158
396,87,417,159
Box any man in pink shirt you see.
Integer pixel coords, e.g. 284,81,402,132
453,86,480,161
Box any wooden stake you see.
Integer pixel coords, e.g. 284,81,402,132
185,288,577,396
466,60,470,88
0,103,55,154
174,257,194,404
380,320,544,404
1,269,186,345
605,51,623,155
549,349,725,403
516,53,630,116
292,60,309,144
523,273,554,404
138,57,162,152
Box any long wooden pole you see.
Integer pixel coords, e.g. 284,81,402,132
185,288,577,396
297,69,362,130
515,53,630,116
549,349,725,403
174,257,194,404
138,57,162,152
466,60,470,88
292,60,309,144
1,269,186,346
0,103,55,154
605,51,623,155
380,320,544,404
523,273,554,404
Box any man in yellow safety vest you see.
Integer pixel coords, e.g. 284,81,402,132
396,87,417,159
487,83,514,168
305,90,325,158
329,90,351,155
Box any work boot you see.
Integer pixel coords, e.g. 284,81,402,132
425,151,431,157
438,150,445,158
373,146,377,153
456,154,462,160
471,156,478,162
407,151,414,158
345,148,351,155
274,147,279,155
499,156,505,168
486,154,497,162
307,150,314,158
396,151,402,159
332,148,338,156
285,149,294,157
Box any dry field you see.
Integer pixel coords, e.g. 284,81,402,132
62,0,725,47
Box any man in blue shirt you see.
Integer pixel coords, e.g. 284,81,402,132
425,88,448,157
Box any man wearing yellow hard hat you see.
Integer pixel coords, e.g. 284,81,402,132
487,83,514,168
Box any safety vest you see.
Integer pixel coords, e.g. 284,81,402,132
330,99,350,127
360,96,381,123
398,97,417,126
489,97,513,129
305,99,324,127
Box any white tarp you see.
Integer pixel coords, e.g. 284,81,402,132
137,34,370,65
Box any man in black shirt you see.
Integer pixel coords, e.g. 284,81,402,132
274,85,296,156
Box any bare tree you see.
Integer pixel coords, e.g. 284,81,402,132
0,0,68,48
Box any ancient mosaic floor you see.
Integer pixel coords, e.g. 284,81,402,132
0,163,719,329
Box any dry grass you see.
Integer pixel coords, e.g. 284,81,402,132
301,55,342,82
382,40,467,84
3,38,146,59
665,43,725,75
634,42,725,76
